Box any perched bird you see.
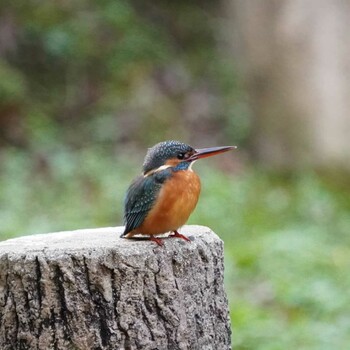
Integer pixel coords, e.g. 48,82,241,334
121,140,236,246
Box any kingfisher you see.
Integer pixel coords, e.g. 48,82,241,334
121,140,236,246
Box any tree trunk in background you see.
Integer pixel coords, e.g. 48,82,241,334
227,0,350,170
0,226,231,350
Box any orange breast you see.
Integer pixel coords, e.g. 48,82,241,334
134,170,201,235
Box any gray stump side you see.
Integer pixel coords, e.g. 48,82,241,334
0,225,231,350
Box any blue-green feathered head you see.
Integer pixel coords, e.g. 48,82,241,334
142,140,195,175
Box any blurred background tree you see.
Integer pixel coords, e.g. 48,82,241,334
228,0,350,171
1,1,350,349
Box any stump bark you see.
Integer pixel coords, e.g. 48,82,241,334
0,225,231,350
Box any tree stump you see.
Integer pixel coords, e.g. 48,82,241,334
0,225,231,350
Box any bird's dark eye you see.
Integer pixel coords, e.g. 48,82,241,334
177,152,191,160
177,153,185,160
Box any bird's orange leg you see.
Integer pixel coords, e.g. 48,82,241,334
170,230,191,242
150,236,164,246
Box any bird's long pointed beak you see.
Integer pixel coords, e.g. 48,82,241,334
188,145,237,161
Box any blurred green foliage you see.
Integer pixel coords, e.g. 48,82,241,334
1,1,350,349
0,0,246,150
199,170,350,350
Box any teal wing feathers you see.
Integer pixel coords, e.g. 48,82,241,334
122,171,171,236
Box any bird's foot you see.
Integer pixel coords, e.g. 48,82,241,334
170,230,191,242
150,236,164,246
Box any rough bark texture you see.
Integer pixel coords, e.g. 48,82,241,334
0,225,231,350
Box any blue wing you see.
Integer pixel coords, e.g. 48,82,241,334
122,171,171,236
